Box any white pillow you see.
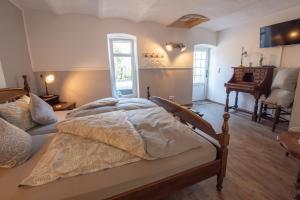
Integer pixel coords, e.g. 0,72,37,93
29,93,58,125
272,68,299,91
0,118,32,168
265,89,295,107
0,95,36,130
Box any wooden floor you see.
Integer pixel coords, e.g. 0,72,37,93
163,102,298,200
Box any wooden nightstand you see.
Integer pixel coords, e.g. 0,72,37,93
53,102,76,111
39,95,59,106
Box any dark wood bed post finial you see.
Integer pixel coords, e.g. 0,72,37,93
217,112,230,191
22,75,30,93
147,86,150,100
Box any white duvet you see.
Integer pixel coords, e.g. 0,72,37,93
21,107,207,186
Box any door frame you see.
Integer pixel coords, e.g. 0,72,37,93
192,45,210,101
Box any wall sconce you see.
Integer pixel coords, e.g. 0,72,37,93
40,74,55,97
165,42,187,52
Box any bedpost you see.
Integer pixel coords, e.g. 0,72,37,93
147,86,150,100
216,112,230,191
22,75,30,94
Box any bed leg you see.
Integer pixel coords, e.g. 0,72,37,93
216,113,230,192
216,175,223,191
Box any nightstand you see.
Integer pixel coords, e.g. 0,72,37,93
53,102,76,111
39,95,59,106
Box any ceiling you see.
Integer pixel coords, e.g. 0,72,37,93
11,0,300,31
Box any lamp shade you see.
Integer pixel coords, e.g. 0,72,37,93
165,43,173,51
45,74,55,84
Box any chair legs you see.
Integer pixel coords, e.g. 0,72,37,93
259,101,284,132
272,106,281,132
258,101,264,123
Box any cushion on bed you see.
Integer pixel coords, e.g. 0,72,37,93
27,123,57,136
0,118,32,168
29,93,57,125
0,95,36,130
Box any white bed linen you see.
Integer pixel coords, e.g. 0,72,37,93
0,133,216,200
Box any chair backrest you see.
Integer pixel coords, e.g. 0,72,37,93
271,68,299,92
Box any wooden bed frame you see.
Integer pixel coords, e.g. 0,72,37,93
0,77,230,200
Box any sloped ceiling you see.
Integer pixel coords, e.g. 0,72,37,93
11,0,300,31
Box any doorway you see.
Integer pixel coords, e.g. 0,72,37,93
192,45,210,101
107,34,139,98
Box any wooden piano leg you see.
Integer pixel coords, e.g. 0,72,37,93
252,97,259,121
234,91,239,111
225,91,230,112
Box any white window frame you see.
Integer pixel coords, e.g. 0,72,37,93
107,33,139,98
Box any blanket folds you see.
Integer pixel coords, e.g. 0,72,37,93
20,107,206,186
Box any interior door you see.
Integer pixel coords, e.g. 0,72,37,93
192,45,210,101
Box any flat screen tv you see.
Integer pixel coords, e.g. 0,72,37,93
260,18,300,48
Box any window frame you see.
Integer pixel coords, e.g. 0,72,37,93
107,33,139,98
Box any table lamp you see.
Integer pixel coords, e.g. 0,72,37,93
40,74,55,97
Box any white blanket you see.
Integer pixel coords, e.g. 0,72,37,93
66,98,158,118
21,107,207,186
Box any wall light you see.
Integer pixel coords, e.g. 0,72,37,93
289,30,299,39
165,42,187,52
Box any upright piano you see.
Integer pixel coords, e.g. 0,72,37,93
224,66,275,121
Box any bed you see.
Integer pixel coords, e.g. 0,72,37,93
0,75,230,200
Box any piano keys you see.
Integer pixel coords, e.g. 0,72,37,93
224,66,275,121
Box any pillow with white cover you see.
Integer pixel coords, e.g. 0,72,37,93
265,89,295,107
0,118,32,168
272,68,299,91
29,93,57,125
0,95,36,130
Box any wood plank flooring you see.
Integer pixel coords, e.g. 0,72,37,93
163,102,298,200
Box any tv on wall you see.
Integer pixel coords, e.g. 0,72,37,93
260,18,300,48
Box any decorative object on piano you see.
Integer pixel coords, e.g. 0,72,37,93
239,47,248,67
165,42,187,52
224,66,275,121
259,54,264,67
40,74,55,97
258,68,299,131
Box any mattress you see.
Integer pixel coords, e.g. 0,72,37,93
0,133,216,200
27,111,68,135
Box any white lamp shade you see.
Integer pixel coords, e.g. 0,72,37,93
45,74,55,84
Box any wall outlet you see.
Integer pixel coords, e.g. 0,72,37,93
168,96,175,101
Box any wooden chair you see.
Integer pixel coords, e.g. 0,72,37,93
258,101,292,132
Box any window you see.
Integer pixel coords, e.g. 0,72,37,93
0,60,6,88
193,46,210,84
107,34,139,98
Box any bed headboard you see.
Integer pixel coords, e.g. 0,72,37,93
0,75,30,103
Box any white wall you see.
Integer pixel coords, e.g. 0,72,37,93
24,10,216,105
210,5,300,127
25,11,214,71
0,0,36,91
